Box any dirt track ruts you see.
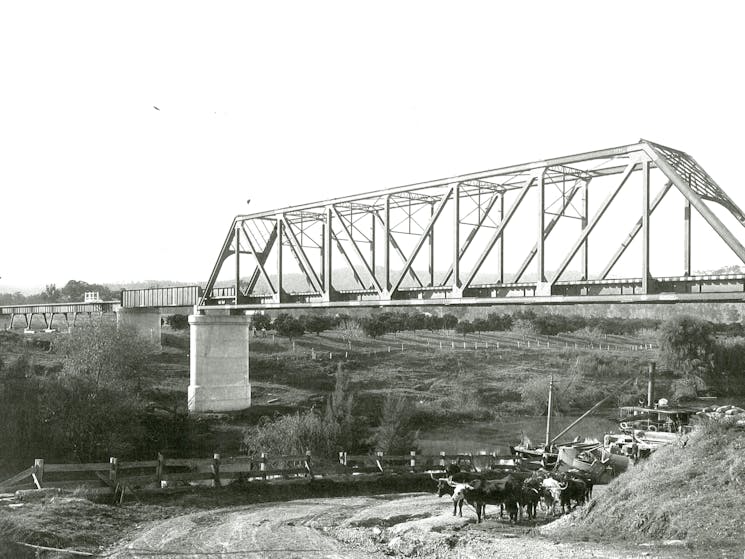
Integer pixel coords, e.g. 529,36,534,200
106,493,700,559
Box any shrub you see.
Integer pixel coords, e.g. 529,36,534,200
52,321,155,391
166,314,189,330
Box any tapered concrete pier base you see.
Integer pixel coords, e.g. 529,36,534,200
188,313,251,413
115,308,162,349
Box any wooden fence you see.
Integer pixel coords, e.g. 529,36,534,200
0,450,518,495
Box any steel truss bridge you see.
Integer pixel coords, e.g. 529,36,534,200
196,140,745,310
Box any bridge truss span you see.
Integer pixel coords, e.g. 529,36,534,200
200,140,745,310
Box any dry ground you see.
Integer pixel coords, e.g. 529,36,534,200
104,493,713,559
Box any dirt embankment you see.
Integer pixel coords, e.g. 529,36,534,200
105,493,705,559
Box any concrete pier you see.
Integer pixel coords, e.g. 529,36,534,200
115,307,162,349
188,313,251,412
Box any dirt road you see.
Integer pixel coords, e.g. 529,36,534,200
107,493,698,559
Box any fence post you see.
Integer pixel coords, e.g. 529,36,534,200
305,450,313,479
109,457,118,487
410,450,417,471
212,453,221,487
260,452,267,479
156,452,164,487
33,459,44,488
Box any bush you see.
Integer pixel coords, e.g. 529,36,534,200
242,366,364,460
52,321,155,390
166,314,189,330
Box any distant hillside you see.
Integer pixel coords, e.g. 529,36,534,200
546,420,745,550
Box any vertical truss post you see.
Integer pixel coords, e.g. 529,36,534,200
234,223,241,305
453,182,461,295
275,217,284,303
499,193,504,283
641,160,651,294
320,221,325,290
581,180,589,281
684,199,691,276
370,212,376,286
599,181,672,280
324,207,333,301
429,202,435,287
384,196,391,296
537,170,546,283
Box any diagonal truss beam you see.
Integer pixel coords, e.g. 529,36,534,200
462,176,536,290
513,180,586,283
331,205,383,294
281,215,323,293
549,159,638,286
389,186,454,295
373,211,424,287
441,188,502,286
200,221,237,305
242,223,277,295
643,144,745,265
331,230,365,289
599,181,672,279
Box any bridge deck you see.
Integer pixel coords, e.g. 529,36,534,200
0,301,120,315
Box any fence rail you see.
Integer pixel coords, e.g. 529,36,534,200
0,449,517,495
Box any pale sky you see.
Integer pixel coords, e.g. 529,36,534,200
1,1,744,292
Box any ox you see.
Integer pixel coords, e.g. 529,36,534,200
540,477,564,516
462,475,521,523
431,473,470,517
519,478,542,519
557,477,587,514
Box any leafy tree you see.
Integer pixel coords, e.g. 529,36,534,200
251,313,272,331
486,312,512,331
472,318,489,336
275,316,305,341
657,315,715,373
361,316,386,338
442,313,458,330
42,283,61,302
52,321,155,390
454,320,475,339
302,314,333,335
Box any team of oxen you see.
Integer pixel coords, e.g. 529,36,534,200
431,464,592,523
